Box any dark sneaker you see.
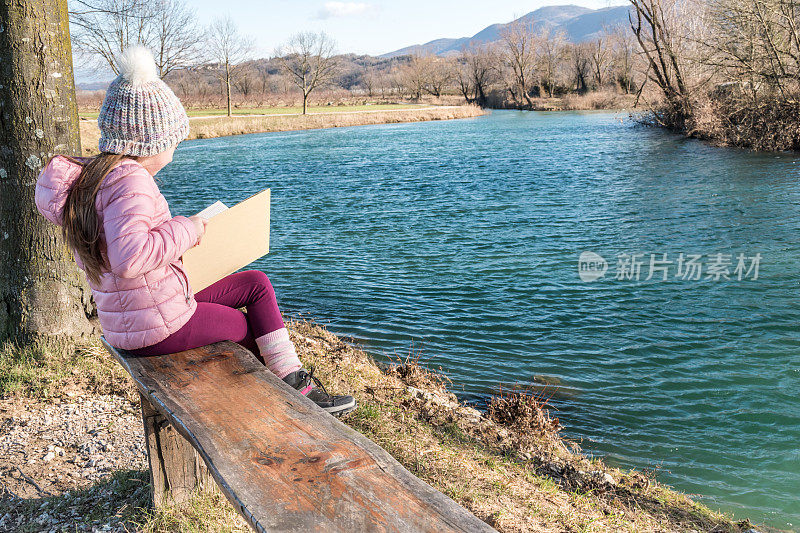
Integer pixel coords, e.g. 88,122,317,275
282,367,356,417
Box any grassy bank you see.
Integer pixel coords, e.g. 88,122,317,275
78,105,488,156
78,103,430,120
0,321,754,532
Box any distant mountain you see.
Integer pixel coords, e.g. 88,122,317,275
387,38,467,58
380,4,632,58
561,6,633,41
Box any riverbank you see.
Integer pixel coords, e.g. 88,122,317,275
78,105,488,155
0,320,754,532
484,90,639,112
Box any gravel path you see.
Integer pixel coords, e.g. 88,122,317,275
0,393,149,532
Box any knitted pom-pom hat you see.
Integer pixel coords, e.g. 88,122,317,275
97,46,189,156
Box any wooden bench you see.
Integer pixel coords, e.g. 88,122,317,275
101,338,495,532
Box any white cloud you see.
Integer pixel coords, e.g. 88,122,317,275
316,2,373,19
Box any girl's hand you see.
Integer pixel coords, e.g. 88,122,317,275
188,215,208,246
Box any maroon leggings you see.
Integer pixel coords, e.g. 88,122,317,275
128,270,285,357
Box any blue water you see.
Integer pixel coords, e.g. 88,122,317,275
161,110,800,530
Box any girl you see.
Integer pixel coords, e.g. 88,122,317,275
34,47,355,417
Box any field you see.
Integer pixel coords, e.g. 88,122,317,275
78,103,433,120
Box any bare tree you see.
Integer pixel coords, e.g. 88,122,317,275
276,71,293,96
706,0,800,98
455,62,472,102
500,21,538,108
276,31,340,114
536,28,567,97
611,23,637,93
251,60,274,97
362,64,376,97
377,65,401,99
70,0,202,78
589,31,612,88
172,66,205,99
234,64,255,98
457,43,497,106
1,0,94,344
697,0,800,148
629,0,694,122
148,0,203,77
388,65,411,98
424,56,454,97
207,15,253,116
69,0,144,72
400,54,428,99
568,42,592,93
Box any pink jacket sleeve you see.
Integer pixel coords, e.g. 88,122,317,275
102,170,198,279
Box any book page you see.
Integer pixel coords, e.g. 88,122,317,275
196,200,229,219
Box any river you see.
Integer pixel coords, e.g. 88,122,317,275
161,110,800,529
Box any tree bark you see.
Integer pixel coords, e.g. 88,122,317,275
0,0,95,344
225,63,232,117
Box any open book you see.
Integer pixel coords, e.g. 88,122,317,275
195,200,230,219
180,189,270,293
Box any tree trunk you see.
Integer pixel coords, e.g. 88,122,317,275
302,92,308,115
0,0,95,345
521,81,534,108
225,63,232,117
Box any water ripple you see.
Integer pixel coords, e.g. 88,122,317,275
161,110,800,529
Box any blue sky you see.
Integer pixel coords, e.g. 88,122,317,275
190,0,626,57
74,1,627,82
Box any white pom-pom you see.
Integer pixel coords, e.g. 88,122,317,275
116,46,159,84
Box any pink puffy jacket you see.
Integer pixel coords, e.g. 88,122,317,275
35,155,199,350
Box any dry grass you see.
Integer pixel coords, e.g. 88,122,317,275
188,105,486,139
0,336,136,402
136,486,251,533
1,320,755,531
78,105,488,156
75,88,468,112
78,103,426,120
287,318,752,533
559,91,639,111
485,387,563,438
483,89,638,112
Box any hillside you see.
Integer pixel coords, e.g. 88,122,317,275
380,3,632,58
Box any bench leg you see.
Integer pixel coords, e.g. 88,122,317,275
139,392,217,508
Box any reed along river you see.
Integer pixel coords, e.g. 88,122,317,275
161,110,800,529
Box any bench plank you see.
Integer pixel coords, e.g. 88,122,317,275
102,338,495,533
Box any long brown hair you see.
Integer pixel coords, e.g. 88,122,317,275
61,152,133,284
